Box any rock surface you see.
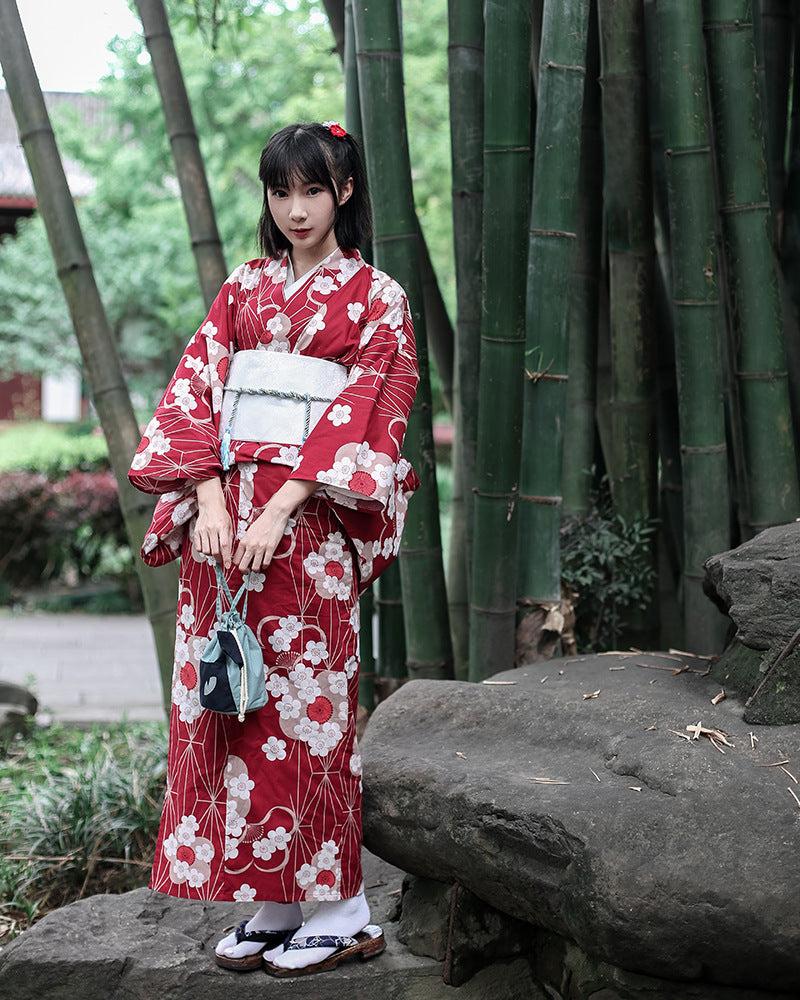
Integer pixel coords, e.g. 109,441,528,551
0,849,539,999
703,522,800,723
360,652,800,992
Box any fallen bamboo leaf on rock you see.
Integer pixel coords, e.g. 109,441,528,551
527,776,570,784
668,729,692,742
788,787,800,809
711,689,726,705
629,786,642,791
481,680,517,685
780,765,798,784
757,759,791,767
583,690,601,700
668,647,715,660
589,768,601,781
455,751,467,759
685,722,734,747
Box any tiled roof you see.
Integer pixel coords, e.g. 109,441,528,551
0,89,113,200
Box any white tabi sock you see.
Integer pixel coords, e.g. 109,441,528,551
215,899,303,959
268,889,371,970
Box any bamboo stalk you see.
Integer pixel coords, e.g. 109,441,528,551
644,0,684,606
703,0,800,533
353,0,453,680
342,0,378,709
753,0,792,241
562,0,603,519
597,0,660,646
780,0,800,460
517,0,591,625
468,0,533,680
447,0,484,677
0,1,179,714
133,0,228,307
657,0,732,653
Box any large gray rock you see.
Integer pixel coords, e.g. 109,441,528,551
0,849,538,999
703,522,800,723
399,875,800,1000
360,653,800,993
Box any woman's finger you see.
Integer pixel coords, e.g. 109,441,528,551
251,543,266,573
220,525,232,568
237,545,253,573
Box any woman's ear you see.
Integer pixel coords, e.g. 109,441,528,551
339,175,354,206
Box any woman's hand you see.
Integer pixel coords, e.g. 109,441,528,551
232,500,291,573
232,478,318,573
192,477,234,567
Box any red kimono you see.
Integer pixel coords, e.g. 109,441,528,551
128,245,421,902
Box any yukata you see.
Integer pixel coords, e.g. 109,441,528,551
127,244,421,903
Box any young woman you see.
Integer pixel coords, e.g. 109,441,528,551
127,120,421,977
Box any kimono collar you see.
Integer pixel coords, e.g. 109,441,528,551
280,244,362,277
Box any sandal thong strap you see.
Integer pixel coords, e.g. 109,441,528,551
234,920,300,945
284,933,358,951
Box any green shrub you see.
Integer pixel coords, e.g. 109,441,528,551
560,474,658,652
0,468,132,597
0,421,109,476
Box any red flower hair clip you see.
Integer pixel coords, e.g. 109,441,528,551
322,120,347,138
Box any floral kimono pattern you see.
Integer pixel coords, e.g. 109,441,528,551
128,245,421,901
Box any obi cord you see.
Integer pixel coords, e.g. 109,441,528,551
220,384,340,471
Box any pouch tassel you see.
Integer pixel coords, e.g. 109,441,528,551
220,423,232,471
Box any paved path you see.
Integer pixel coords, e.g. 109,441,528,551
0,610,166,723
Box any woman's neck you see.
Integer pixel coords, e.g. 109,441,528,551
289,235,339,280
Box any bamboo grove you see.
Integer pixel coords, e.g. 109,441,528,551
2,1,799,708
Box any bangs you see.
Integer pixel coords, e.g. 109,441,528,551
263,128,334,193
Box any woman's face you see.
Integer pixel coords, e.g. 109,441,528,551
267,173,353,252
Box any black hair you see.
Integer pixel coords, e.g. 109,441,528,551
256,122,373,258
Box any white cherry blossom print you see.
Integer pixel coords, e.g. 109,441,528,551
262,736,287,761
295,839,342,901
302,531,354,600
274,661,350,758
303,639,328,665
229,260,263,290
259,311,292,352
233,883,258,902
171,623,203,724
347,301,365,322
224,756,253,862
327,403,352,427
312,273,337,296
163,814,215,888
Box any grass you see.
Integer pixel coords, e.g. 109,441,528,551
0,717,167,943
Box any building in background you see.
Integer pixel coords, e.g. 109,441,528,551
0,89,107,423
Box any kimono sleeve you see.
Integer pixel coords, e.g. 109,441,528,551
288,276,422,510
127,270,239,496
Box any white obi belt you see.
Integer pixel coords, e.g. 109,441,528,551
219,349,349,470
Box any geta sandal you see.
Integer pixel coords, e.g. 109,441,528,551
214,919,301,971
262,922,386,977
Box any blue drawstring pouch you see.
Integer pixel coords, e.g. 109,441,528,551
198,562,267,721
